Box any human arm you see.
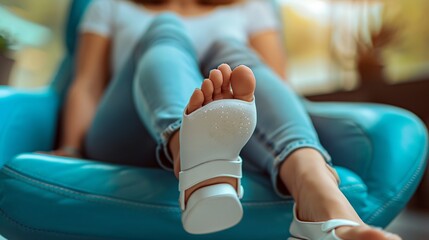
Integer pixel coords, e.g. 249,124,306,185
244,1,287,80
249,30,287,80
53,33,111,157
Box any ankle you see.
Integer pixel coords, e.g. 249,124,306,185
168,131,181,178
279,148,338,199
294,176,364,223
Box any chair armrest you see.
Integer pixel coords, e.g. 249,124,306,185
305,101,428,226
0,87,59,167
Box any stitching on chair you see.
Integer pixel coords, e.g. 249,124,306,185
2,167,180,211
2,166,302,208
311,109,428,224
3,163,366,210
0,207,114,240
366,140,428,223
242,184,366,208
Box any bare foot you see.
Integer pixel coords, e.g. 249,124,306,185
281,149,401,240
298,184,400,240
170,64,256,203
187,64,255,113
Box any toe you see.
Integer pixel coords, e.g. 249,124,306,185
230,65,256,102
201,79,214,105
187,89,204,114
218,64,233,96
209,69,224,100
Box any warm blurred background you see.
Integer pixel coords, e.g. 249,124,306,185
281,0,429,95
1,0,428,103
0,0,68,87
0,0,428,238
279,1,429,237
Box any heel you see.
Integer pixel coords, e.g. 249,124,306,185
181,183,243,234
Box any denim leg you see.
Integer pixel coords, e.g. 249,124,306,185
201,39,332,198
85,14,202,169
132,14,203,169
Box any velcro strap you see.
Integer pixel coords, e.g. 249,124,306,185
321,219,360,232
179,157,242,192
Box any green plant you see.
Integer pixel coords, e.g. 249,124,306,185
0,31,15,55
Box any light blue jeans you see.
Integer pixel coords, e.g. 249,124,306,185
84,14,331,198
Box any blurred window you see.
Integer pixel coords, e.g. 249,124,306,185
0,0,69,88
277,0,429,95
0,0,427,91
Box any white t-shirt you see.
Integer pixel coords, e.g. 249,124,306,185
80,0,279,76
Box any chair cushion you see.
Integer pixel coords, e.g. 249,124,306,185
0,153,367,239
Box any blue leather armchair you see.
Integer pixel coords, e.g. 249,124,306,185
0,1,427,239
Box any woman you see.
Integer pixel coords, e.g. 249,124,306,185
50,0,400,239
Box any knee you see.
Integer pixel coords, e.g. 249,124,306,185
146,13,186,34
134,15,195,59
142,14,193,49
222,42,261,67
202,38,262,73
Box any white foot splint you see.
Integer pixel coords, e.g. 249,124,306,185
179,98,257,234
288,204,360,240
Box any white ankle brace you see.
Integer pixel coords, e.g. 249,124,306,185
179,98,257,210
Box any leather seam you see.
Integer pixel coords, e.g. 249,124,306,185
2,166,180,211
2,165,366,209
366,135,428,223
0,207,111,240
305,107,429,225
2,166,314,208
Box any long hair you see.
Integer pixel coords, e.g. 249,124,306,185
132,0,240,5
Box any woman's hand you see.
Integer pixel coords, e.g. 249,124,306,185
57,33,111,154
37,33,110,159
